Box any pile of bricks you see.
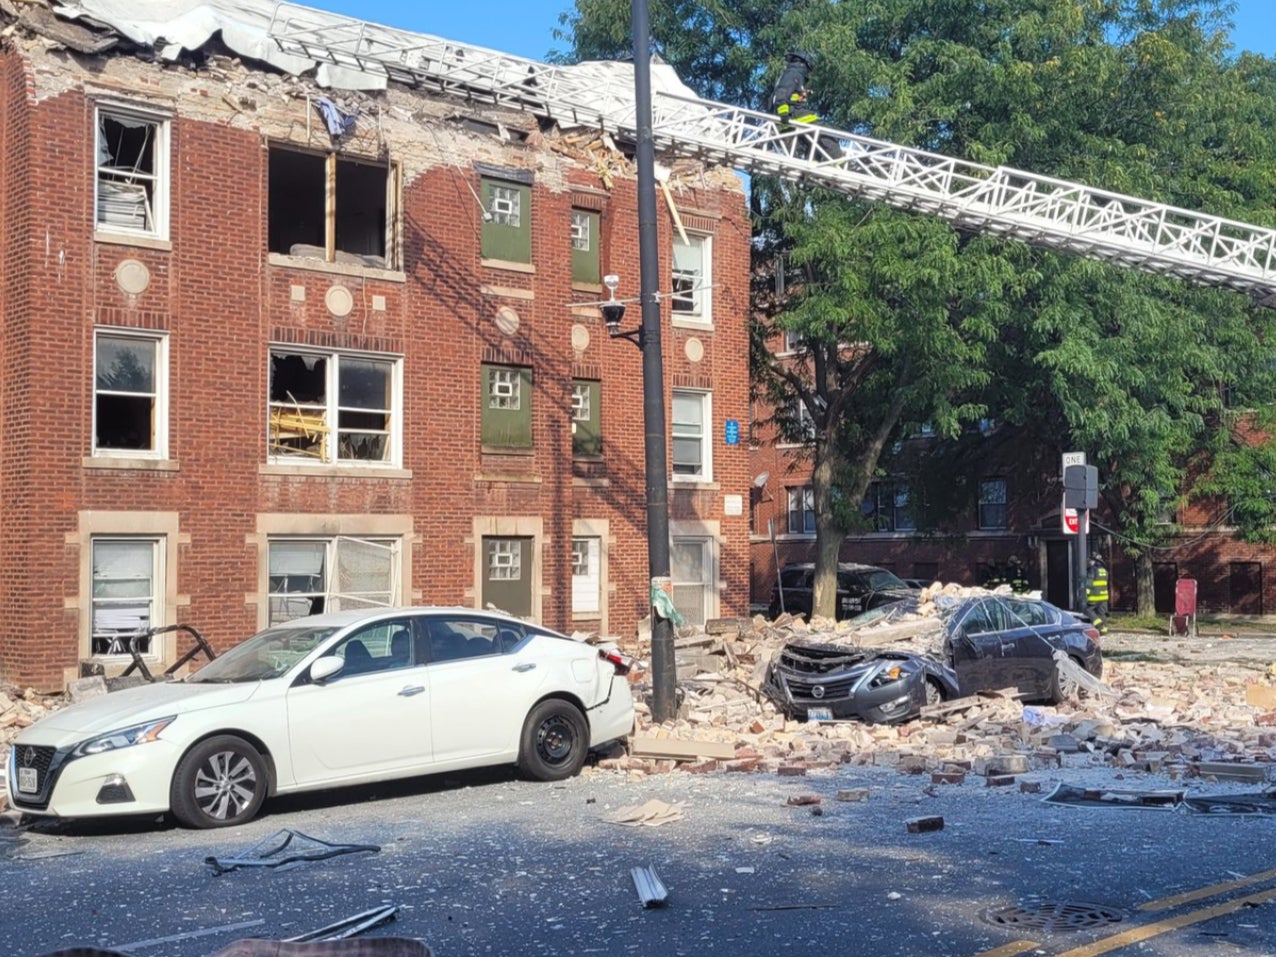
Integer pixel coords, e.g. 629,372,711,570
603,613,1276,787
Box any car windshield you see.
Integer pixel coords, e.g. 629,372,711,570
862,568,909,590
187,624,339,683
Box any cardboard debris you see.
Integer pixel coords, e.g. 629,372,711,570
604,799,686,827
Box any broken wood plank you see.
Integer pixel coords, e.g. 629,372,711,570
920,695,980,718
629,735,736,761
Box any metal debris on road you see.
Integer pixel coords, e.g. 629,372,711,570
631,865,668,908
286,905,399,942
205,829,380,875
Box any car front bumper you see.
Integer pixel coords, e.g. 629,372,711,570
7,739,181,820
764,668,930,724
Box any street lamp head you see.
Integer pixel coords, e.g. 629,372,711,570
601,274,626,336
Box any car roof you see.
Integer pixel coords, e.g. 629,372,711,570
780,562,885,573
269,606,540,630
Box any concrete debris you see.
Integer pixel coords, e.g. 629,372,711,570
630,865,669,908
594,609,1276,787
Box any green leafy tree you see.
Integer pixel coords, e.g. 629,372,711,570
560,0,1276,618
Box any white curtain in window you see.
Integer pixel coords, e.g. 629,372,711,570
571,537,601,614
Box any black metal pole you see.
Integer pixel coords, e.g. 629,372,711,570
631,0,676,723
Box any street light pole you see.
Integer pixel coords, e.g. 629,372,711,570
630,0,677,723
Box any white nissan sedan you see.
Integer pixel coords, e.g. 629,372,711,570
7,608,635,828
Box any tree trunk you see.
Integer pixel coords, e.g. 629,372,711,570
810,448,845,620
1135,552,1156,616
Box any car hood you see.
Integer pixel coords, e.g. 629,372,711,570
15,681,263,746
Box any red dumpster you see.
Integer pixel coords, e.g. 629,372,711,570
1170,577,1197,636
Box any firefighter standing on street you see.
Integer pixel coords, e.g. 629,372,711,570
1086,553,1110,634
1007,556,1031,594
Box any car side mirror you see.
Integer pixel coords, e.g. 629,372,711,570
309,655,344,683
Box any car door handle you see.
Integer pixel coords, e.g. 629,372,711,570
398,685,425,696
512,663,536,673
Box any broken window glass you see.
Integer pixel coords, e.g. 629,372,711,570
92,538,158,655
268,147,393,268
97,110,164,235
269,350,397,465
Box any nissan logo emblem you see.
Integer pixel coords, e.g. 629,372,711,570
23,747,35,766
811,685,825,699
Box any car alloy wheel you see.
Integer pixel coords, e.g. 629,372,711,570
170,735,268,829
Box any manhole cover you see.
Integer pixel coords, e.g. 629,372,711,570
983,900,1126,932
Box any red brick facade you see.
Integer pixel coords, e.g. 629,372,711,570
0,38,751,690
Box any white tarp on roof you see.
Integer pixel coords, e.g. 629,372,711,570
47,0,710,129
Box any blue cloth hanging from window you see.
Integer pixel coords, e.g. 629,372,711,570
313,97,357,137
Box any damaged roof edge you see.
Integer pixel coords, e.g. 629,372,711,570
48,0,389,89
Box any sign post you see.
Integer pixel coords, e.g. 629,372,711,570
1062,453,1097,614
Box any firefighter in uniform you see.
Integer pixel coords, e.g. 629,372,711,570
1007,556,1031,594
1085,553,1110,634
770,51,819,126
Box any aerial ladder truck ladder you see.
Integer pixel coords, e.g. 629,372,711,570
266,2,1276,306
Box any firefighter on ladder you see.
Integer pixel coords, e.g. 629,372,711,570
1085,553,1110,635
769,51,841,158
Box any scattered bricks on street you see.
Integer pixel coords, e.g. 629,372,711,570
932,771,965,785
897,755,929,775
986,774,1017,787
1019,780,1043,794
836,788,870,802
906,815,945,833
777,764,808,777
984,754,1030,775
785,794,822,806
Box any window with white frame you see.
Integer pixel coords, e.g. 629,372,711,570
268,349,399,465
782,329,804,353
570,208,601,285
91,538,161,656
96,105,169,239
94,330,167,458
787,486,816,535
671,233,712,322
779,396,815,445
978,478,1008,530
267,536,399,624
672,389,711,479
671,537,712,627
863,481,915,531
571,536,601,615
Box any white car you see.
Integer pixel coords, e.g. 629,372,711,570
7,608,635,828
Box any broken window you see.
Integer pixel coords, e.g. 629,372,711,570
96,106,168,238
571,209,600,284
268,536,399,625
268,349,399,465
94,330,166,457
671,232,712,323
92,538,161,656
268,147,397,269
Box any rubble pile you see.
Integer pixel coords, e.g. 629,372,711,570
606,613,1276,787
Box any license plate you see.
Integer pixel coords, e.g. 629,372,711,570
806,706,833,722
17,766,37,794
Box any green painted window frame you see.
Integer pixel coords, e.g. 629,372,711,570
481,364,533,448
571,379,601,456
481,178,532,263
570,209,600,284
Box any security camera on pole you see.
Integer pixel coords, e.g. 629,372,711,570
1061,453,1098,614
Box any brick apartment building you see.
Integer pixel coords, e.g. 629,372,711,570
0,2,752,690
749,348,1276,620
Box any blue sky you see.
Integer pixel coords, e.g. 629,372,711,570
316,0,1275,62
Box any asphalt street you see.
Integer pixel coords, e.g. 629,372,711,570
3,752,1275,957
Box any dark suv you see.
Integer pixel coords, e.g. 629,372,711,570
768,562,918,621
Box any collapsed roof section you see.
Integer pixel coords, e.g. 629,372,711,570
44,0,702,125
